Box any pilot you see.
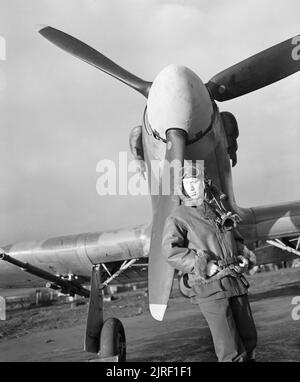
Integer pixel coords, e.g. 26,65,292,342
162,163,257,362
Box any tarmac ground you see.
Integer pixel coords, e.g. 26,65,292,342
0,267,299,362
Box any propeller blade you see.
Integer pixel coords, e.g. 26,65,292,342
206,35,300,101
37,25,152,97
148,129,187,321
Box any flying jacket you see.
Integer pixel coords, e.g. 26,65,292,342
162,202,255,302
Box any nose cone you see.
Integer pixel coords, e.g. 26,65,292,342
147,65,213,141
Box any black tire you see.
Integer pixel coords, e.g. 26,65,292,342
100,318,126,362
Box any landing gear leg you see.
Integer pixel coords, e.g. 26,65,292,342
84,265,126,362
84,265,103,354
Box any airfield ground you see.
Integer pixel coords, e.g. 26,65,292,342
0,267,299,362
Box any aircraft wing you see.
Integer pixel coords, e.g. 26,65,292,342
1,200,300,296
0,224,150,290
236,200,300,265
238,200,300,244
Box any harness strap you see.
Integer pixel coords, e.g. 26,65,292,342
218,256,239,268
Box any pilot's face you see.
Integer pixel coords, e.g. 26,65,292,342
182,177,205,200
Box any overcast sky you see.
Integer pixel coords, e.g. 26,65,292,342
0,0,300,244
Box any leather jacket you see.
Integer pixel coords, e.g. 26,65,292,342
162,202,254,301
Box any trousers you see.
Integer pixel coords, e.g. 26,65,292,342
198,294,257,362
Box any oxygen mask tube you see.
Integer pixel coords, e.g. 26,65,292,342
204,177,241,231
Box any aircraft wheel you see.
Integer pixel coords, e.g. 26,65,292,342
100,318,126,362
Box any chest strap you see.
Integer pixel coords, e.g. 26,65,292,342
218,256,239,268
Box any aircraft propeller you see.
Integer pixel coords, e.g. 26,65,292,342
38,26,300,102
37,25,152,98
206,36,300,101
148,128,187,320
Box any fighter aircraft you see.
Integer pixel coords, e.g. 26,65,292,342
1,26,300,362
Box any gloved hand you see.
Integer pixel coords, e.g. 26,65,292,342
230,256,249,274
238,255,249,266
205,260,244,279
206,260,219,277
236,242,257,270
246,249,257,269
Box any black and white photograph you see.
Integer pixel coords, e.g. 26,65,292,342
0,0,300,365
